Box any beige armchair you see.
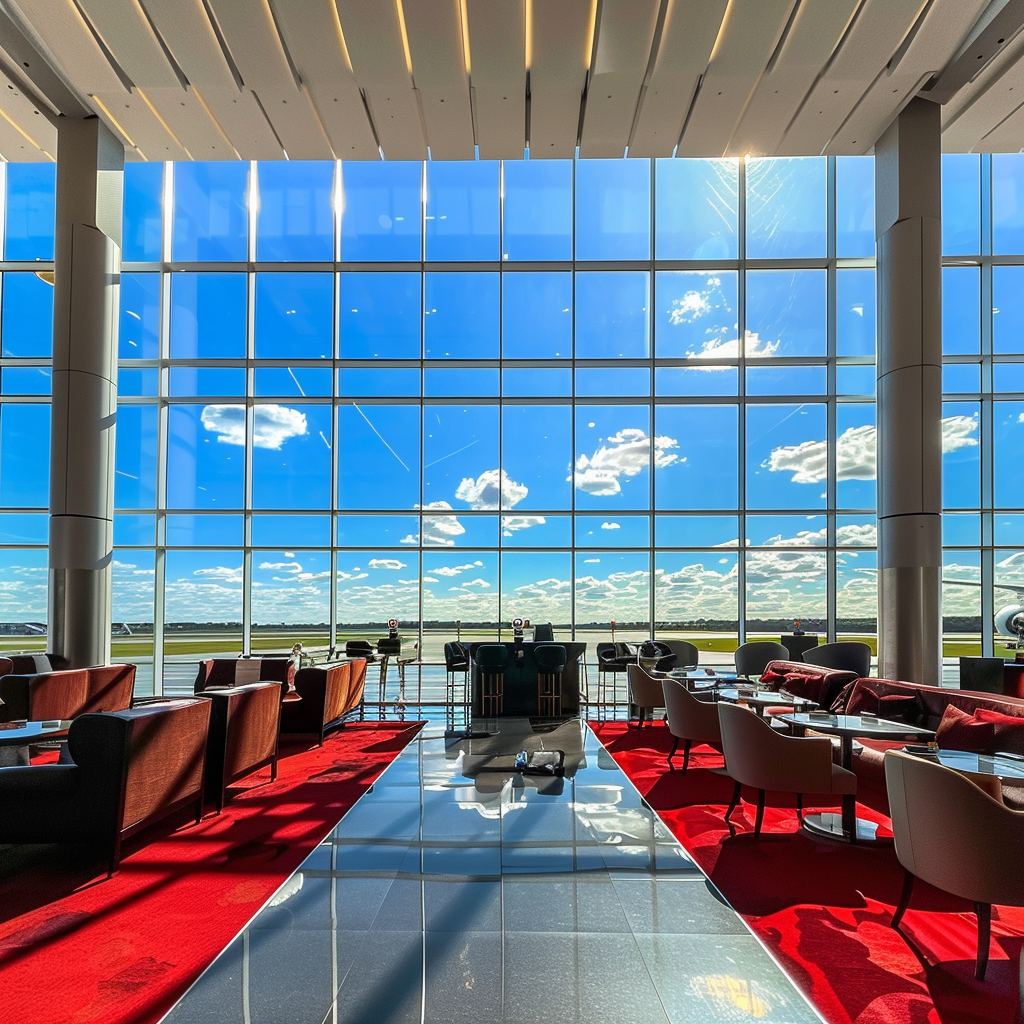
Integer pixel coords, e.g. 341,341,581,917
662,678,721,771
718,701,857,836
885,750,1024,980
627,663,665,729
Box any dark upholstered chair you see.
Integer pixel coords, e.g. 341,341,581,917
627,663,666,729
802,641,872,678
0,664,136,722
204,682,282,811
658,639,699,671
7,653,69,674
662,678,722,771
344,640,377,662
280,660,366,745
533,622,555,642
535,643,567,716
0,698,211,873
734,641,789,679
475,644,509,716
194,657,294,695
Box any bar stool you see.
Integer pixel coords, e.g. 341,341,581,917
535,643,567,717
475,644,509,717
444,641,470,708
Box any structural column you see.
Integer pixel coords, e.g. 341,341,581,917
874,98,943,686
48,117,123,668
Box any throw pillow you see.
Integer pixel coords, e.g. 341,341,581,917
877,694,922,724
845,685,879,716
973,707,1024,756
935,705,996,753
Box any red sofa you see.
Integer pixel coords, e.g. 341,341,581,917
759,660,860,709
0,664,136,722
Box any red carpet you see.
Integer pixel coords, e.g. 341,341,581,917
0,721,423,1024
590,720,1024,1024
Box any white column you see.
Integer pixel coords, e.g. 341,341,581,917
48,117,123,667
874,98,943,686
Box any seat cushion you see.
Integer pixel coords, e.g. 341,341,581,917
973,707,1024,756
935,705,996,752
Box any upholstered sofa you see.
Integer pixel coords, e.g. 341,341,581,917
280,659,367,745
759,660,860,709
0,663,136,722
0,698,211,873
194,656,295,695
838,677,1024,812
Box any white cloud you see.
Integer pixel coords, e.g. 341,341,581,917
455,468,528,510
201,404,308,450
571,428,680,496
668,289,711,324
767,415,979,485
259,560,302,574
404,501,467,547
460,578,491,588
502,515,546,537
192,565,243,582
685,330,779,365
600,522,620,530
431,560,485,578
368,558,407,570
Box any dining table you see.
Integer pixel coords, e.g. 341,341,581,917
0,719,72,766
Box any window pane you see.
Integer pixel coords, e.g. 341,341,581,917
501,552,571,627
254,366,332,397
424,404,498,514
575,367,649,397
942,154,981,256
836,269,875,357
170,273,247,358
655,159,738,260
252,550,331,629
340,162,421,261
994,402,1024,508
424,272,499,358
252,404,333,509
119,273,161,359
0,404,49,506
172,162,249,261
123,162,164,262
746,365,826,396
502,404,571,512
575,515,649,547
425,161,499,261
746,270,825,357
1,273,53,357
575,271,649,358
338,403,420,510
656,551,738,632
574,552,650,632
837,548,876,635
993,154,1024,255
422,551,497,629
166,514,243,547
746,157,826,259
745,404,827,510
502,273,571,358
166,405,245,509
256,161,334,261
115,405,158,509
945,266,981,355
655,271,737,359
338,550,420,631
0,367,50,395
837,404,876,510
170,367,246,397
746,547,826,632
5,163,55,261
254,273,333,359
340,272,421,359
574,406,652,511
164,550,242,643
656,515,738,547
252,515,331,547
0,550,48,627
338,368,420,397
993,266,1024,354
655,406,737,510
943,402,980,509
575,160,650,260
835,156,874,258
502,160,572,260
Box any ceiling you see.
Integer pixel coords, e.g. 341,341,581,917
0,0,1023,163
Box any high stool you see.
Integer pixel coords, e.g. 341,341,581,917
444,641,470,728
475,644,509,717
535,643,567,717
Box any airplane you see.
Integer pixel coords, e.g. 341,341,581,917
942,580,1024,647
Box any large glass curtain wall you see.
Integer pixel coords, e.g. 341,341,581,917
0,154,1018,692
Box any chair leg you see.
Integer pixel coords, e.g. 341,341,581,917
892,869,915,930
795,793,803,823
975,902,992,981
682,739,692,774
667,736,679,766
754,789,766,836
725,780,742,825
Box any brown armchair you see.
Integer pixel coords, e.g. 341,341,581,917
204,682,282,812
0,664,136,722
662,678,722,771
194,657,294,695
280,660,366,745
627,663,666,729
0,698,211,874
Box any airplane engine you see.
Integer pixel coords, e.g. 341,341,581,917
995,604,1024,643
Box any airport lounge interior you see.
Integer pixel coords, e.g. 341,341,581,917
5,1,1024,1022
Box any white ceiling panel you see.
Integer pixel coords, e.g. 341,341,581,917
363,87,426,160
253,85,334,160
336,0,414,87
206,0,296,94
0,113,51,161
829,0,986,155
90,89,190,160
142,85,236,159
77,0,181,89
977,97,1024,150
139,0,237,91
579,0,659,158
11,0,128,93
403,0,466,88
466,0,525,158
729,0,859,157
199,88,284,161
267,0,379,160
778,0,929,156
0,68,56,157
529,0,590,156
678,0,795,157
628,0,726,158
417,86,475,159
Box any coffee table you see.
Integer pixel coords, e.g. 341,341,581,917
912,748,1024,782
777,712,936,843
0,719,73,766
717,688,819,717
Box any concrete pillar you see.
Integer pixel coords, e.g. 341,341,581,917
874,98,943,686
48,117,123,668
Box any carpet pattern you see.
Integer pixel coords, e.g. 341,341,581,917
590,720,1024,1024
0,721,424,1024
